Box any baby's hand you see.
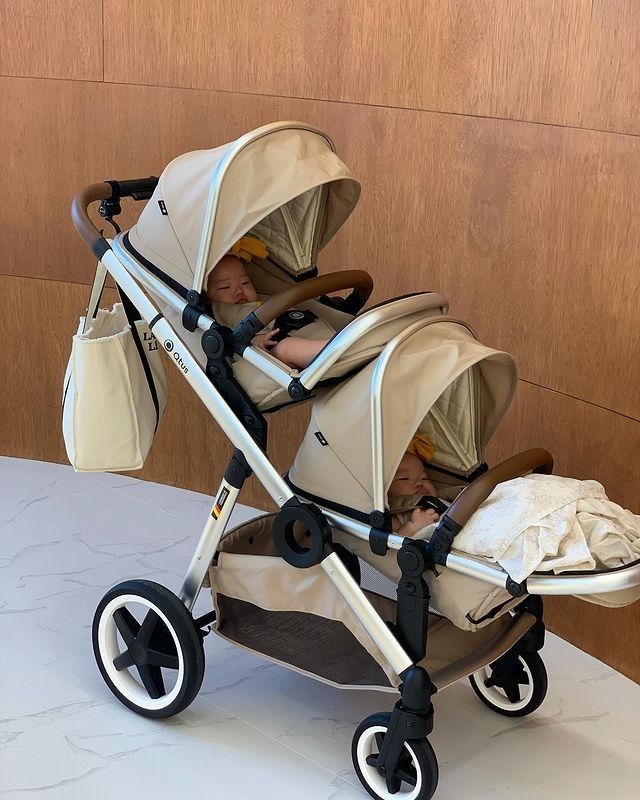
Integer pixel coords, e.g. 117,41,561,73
409,507,439,528
254,329,280,351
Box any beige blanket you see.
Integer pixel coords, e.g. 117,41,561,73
454,474,640,582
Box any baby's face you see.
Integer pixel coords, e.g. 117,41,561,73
207,255,258,305
388,453,437,498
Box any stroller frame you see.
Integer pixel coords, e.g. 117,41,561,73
100,241,640,606
72,131,640,797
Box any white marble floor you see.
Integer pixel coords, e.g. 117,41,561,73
1,456,638,799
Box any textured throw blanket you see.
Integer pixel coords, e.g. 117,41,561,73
453,474,640,582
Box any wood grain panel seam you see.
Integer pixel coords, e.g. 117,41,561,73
2,276,638,425
2,72,640,141
0,73,106,86
101,0,105,82
95,78,640,142
519,378,640,425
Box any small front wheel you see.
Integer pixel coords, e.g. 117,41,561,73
469,650,548,717
92,579,205,718
352,712,439,800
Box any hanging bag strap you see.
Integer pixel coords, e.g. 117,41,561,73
82,260,108,334
62,260,109,408
117,285,161,432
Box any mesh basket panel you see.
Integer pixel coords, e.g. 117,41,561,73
359,560,397,599
216,594,393,688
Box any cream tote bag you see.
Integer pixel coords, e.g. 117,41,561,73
62,263,167,472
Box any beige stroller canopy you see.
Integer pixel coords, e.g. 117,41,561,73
290,320,518,514
127,122,361,295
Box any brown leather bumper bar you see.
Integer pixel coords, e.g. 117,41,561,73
253,270,374,327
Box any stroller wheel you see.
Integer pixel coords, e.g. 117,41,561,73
469,650,548,717
92,580,205,718
352,712,439,800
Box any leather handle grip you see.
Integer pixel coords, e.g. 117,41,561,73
71,182,113,251
253,270,374,327
445,448,554,529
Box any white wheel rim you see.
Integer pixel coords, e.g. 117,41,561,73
356,725,423,800
472,656,534,712
97,594,185,710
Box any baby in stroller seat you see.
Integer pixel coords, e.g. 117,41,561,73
388,435,451,536
207,240,334,369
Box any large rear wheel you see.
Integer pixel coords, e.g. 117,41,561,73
469,650,548,717
92,579,205,718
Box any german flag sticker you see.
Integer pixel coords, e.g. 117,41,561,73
212,487,230,519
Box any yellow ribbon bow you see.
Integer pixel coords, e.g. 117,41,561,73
229,235,269,262
406,433,437,463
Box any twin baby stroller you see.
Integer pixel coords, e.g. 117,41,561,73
71,122,640,800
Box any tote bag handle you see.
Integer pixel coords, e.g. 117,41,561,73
65,260,161,431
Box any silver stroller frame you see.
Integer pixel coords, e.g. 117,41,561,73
72,148,640,799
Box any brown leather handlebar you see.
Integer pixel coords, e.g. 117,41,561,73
71,182,113,251
446,448,554,528
253,270,374,327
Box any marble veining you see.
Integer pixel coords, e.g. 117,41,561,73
1,456,639,799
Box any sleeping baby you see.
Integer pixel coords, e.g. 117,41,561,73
207,252,334,370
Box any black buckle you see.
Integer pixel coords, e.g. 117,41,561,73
426,514,462,565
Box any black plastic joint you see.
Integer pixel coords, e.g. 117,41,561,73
393,704,434,741
369,528,389,556
201,324,231,359
287,378,310,401
369,509,391,530
272,502,332,569
92,238,111,259
426,514,463,565
231,312,264,353
506,576,528,597
223,450,252,488
182,304,202,333
99,195,122,220
186,289,203,307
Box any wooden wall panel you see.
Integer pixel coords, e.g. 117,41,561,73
487,381,640,522
487,380,640,682
0,76,349,287
2,77,639,420
342,111,640,421
103,0,591,127
0,1,103,80
579,1,640,136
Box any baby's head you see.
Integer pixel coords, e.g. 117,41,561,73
207,254,258,305
388,453,437,499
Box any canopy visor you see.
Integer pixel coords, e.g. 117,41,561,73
127,122,360,295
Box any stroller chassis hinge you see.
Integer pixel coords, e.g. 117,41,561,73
395,540,431,664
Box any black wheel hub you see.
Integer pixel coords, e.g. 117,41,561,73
484,653,530,704
366,732,417,793
111,606,180,700
129,640,147,666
